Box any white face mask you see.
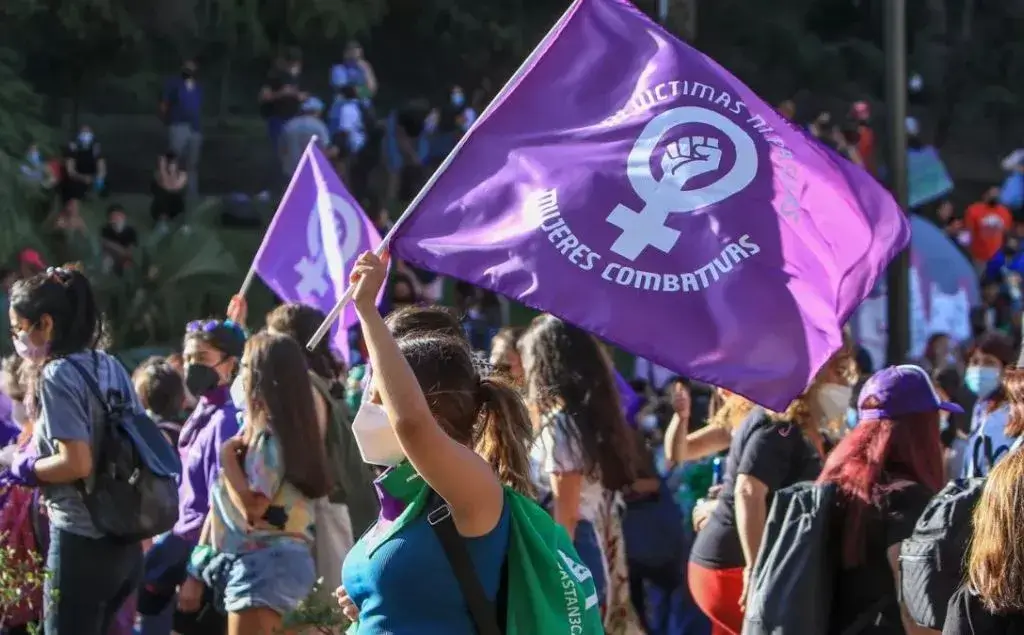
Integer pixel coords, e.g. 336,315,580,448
11,401,27,428
351,401,405,466
229,375,247,412
817,383,853,422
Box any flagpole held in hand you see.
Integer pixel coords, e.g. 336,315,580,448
306,242,385,351
305,0,584,352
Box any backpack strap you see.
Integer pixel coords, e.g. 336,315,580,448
63,354,112,417
969,434,996,478
62,353,115,494
426,489,502,635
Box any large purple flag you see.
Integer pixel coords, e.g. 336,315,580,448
253,143,383,357
388,0,909,409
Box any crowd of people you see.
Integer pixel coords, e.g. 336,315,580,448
0,243,1021,635
16,44,493,316
7,29,1024,635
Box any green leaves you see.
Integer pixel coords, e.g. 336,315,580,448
0,48,54,270
0,529,51,634
282,578,351,633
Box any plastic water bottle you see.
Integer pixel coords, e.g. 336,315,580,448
712,456,724,486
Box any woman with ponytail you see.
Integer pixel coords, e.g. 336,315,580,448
336,252,537,634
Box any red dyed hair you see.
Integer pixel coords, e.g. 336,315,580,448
817,398,945,568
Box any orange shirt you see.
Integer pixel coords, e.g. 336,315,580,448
964,202,1012,262
856,125,876,174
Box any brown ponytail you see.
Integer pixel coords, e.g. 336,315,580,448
397,332,536,496
476,376,536,497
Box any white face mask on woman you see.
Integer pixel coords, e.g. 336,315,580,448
229,374,247,412
817,383,853,422
351,401,406,466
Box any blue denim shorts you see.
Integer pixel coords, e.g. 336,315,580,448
206,540,316,615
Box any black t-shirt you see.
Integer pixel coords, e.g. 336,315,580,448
437,103,463,134
831,480,933,634
101,224,138,249
943,585,1024,635
64,141,102,176
262,68,301,120
690,409,823,569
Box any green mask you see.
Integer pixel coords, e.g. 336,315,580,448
375,461,426,518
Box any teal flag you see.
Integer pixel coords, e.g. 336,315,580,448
908,146,954,208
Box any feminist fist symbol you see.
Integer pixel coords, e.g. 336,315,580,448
660,136,723,189
605,107,758,262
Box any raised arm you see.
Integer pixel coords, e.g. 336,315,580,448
350,251,503,537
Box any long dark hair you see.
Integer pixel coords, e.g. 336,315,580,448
266,303,346,397
519,314,637,490
10,266,100,358
398,333,534,495
10,266,101,415
243,331,331,499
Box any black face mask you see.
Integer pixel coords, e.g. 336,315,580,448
184,363,220,397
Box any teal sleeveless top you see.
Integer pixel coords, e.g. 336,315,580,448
341,464,510,634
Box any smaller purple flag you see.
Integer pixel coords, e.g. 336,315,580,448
615,370,643,426
253,142,383,358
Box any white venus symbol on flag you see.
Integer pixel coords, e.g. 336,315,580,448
606,106,758,261
294,191,364,300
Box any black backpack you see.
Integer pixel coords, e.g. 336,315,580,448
66,354,181,543
899,478,985,630
743,482,891,635
743,482,838,635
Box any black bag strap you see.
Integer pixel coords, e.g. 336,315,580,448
63,353,113,416
969,434,996,478
63,353,119,494
426,489,502,635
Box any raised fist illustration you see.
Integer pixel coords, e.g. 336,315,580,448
660,135,723,189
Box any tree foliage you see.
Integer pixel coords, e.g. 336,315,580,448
0,0,1021,355
694,0,1022,150
0,47,54,269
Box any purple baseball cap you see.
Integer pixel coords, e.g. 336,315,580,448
857,364,965,421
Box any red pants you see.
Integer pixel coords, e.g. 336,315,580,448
688,561,745,635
